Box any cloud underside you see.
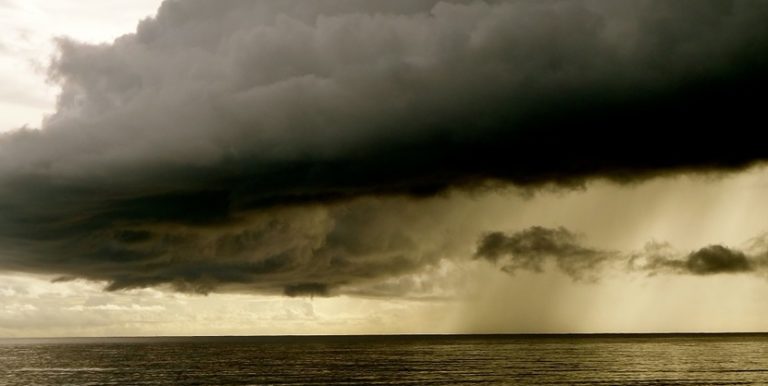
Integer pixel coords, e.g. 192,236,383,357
1,0,768,295
475,226,768,280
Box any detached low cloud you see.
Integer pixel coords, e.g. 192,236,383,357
477,227,768,279
629,243,754,275
0,0,767,295
475,227,617,281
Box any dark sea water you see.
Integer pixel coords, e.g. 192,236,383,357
2,334,768,385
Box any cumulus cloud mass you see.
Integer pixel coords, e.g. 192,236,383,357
1,0,768,295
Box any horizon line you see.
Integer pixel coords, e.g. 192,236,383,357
4,332,768,340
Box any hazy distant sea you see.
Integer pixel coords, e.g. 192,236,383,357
2,334,768,385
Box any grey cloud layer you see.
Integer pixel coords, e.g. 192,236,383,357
0,198,457,296
1,0,767,295
476,227,768,279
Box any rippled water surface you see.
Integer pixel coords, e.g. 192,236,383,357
2,334,768,385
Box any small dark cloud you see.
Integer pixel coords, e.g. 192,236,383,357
475,227,616,281
284,283,331,298
51,276,78,283
687,246,752,274
633,244,755,275
478,227,768,280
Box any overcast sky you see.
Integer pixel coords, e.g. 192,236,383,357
1,0,768,337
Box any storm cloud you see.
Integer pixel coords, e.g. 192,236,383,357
475,227,617,281
478,227,768,279
1,0,768,295
629,242,762,275
0,198,458,296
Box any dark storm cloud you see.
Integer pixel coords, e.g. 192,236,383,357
1,0,768,295
0,199,453,295
478,227,768,279
630,243,759,275
475,227,617,281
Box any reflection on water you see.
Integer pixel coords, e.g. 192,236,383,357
2,334,768,385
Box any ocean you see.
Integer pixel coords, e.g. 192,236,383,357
1,334,767,385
